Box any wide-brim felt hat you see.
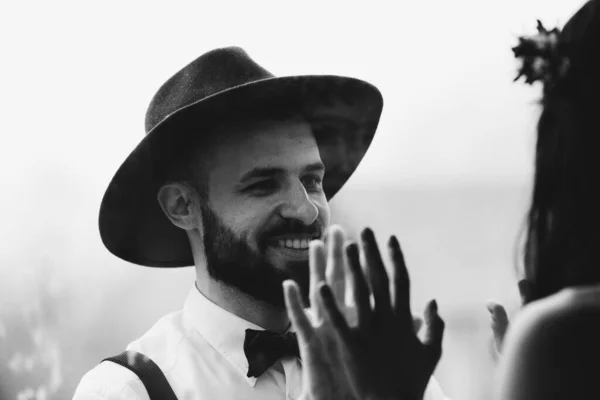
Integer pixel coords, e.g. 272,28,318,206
99,46,383,268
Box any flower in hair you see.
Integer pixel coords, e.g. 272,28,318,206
513,20,570,87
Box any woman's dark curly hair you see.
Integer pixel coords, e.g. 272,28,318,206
517,0,600,302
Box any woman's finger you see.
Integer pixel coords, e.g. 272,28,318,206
389,235,413,329
486,300,509,353
317,282,353,346
422,299,445,367
361,228,392,315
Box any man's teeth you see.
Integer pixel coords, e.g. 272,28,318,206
276,239,310,249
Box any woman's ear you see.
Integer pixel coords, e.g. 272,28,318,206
157,183,200,231
518,279,536,305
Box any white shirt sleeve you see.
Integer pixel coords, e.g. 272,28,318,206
72,362,149,400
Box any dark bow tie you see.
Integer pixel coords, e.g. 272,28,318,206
243,328,300,378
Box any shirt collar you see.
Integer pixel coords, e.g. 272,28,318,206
183,283,295,387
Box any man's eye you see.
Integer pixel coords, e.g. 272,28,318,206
247,180,277,192
303,175,323,191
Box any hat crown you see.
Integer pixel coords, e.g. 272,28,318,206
144,47,274,133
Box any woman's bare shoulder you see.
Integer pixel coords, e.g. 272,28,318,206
494,285,600,400
517,284,600,326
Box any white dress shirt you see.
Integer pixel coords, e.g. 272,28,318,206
73,284,449,400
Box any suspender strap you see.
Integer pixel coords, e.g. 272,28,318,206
103,351,178,400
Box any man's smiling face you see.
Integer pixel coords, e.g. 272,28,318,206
196,117,331,307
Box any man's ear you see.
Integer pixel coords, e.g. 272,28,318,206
157,183,200,230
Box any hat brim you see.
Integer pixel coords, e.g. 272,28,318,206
99,75,383,267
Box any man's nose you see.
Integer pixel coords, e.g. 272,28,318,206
278,183,319,226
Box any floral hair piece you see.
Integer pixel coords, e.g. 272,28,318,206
512,20,570,88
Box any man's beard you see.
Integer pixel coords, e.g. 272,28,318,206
200,202,323,309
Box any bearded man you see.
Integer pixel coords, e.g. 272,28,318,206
73,46,449,400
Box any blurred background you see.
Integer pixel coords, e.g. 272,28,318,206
0,0,588,399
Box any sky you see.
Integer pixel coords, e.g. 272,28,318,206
1,0,586,189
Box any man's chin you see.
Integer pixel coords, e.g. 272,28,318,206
265,252,310,289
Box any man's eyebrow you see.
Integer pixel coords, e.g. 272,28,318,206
238,162,326,184
239,167,286,184
304,162,326,173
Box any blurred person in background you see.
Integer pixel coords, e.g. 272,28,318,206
481,1,600,398
72,47,449,400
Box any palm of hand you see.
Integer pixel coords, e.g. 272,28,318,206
345,318,435,400
285,227,444,400
300,321,358,400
